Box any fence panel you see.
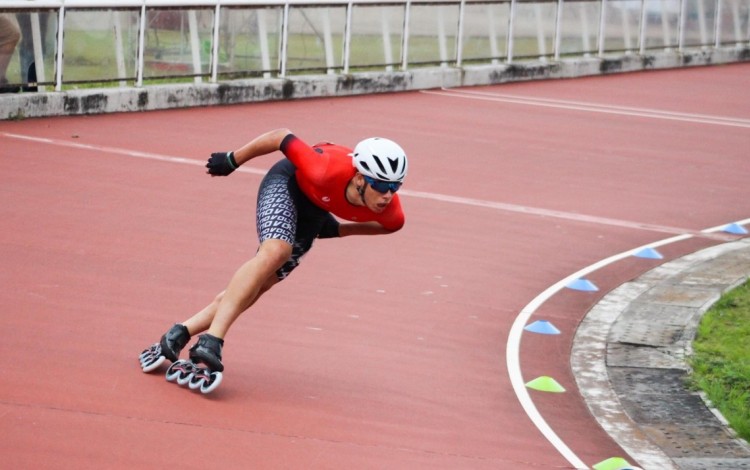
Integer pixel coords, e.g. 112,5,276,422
0,0,747,92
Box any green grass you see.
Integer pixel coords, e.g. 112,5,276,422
689,278,750,442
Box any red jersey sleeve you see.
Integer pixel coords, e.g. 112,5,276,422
280,134,328,182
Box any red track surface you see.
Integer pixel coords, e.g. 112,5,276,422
1,63,749,469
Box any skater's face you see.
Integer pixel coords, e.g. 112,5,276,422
356,174,398,213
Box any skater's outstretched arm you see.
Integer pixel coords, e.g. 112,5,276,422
232,128,292,166
206,128,291,176
339,221,400,236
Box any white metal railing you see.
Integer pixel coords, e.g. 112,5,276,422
1,0,748,92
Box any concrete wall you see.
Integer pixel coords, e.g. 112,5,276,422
1,46,748,120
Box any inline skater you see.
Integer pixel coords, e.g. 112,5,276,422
139,129,408,394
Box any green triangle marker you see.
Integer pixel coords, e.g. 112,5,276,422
525,376,566,393
592,456,637,470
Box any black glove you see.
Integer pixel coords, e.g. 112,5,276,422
206,151,238,176
317,216,340,239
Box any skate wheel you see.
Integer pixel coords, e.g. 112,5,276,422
166,360,194,385
141,354,166,373
139,343,161,362
165,361,182,382
200,371,223,394
176,370,194,386
188,367,209,390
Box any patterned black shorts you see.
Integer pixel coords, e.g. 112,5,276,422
256,159,330,280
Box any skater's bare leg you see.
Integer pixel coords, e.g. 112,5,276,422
185,239,290,339
182,273,279,335
207,239,290,338
181,297,221,336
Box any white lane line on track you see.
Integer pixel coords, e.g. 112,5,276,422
1,131,729,241
507,218,750,469
421,89,750,128
0,131,270,176
401,189,732,241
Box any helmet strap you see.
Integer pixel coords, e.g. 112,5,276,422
347,173,367,207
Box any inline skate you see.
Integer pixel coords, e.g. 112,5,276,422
138,324,190,372
166,334,224,394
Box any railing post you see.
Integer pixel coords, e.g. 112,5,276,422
437,5,448,66
488,3,499,64
280,3,289,77
322,7,335,74
714,0,722,47
534,3,547,59
697,0,709,47
54,2,65,91
342,3,353,74
30,12,47,91
622,0,633,51
598,0,607,56
136,1,147,87
579,2,591,56
257,9,271,78
113,11,126,87
381,8,394,71
660,1,671,50
211,2,221,83
401,0,411,70
678,0,686,51
554,0,564,60
638,0,647,54
456,0,466,67
187,10,202,83
508,0,517,62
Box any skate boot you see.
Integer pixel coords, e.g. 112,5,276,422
139,324,191,373
186,334,224,394
189,334,224,372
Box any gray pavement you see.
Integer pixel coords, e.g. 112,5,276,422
572,238,750,470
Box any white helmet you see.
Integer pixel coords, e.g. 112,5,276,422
351,137,408,183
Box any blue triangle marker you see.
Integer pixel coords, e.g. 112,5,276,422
723,223,748,235
566,278,599,292
524,320,561,335
633,247,663,259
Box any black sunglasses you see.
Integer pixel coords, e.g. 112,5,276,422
363,175,402,194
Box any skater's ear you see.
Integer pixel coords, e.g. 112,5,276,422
351,172,365,190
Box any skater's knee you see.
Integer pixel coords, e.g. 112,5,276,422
257,239,292,269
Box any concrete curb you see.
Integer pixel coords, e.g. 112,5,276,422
2,46,748,120
572,239,750,469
